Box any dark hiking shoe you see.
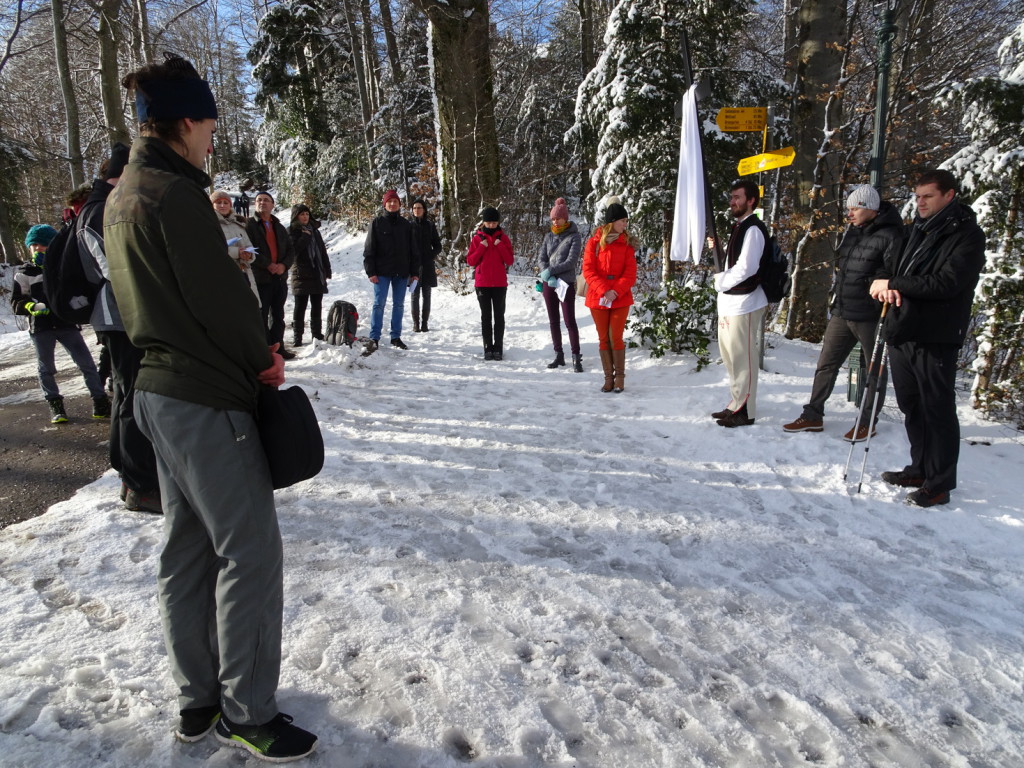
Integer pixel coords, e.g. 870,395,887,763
176,705,221,743
711,407,733,420
390,338,408,350
717,406,754,428
906,488,950,508
361,340,378,357
216,712,317,763
782,416,823,433
493,349,503,361
843,424,877,442
484,347,494,361
292,338,305,347
48,398,68,424
92,395,111,419
311,332,324,341
278,347,296,360
125,488,163,514
881,470,925,488
547,352,565,369
572,354,584,373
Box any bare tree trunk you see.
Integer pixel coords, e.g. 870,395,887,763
132,0,153,66
576,0,596,206
342,0,377,175
411,0,501,255
359,0,382,114
378,0,403,84
98,0,131,146
0,185,21,264
51,0,85,187
781,0,848,342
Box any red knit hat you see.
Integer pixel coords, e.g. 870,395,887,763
382,189,400,205
549,197,569,221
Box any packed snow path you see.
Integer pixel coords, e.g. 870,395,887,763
1,228,1022,767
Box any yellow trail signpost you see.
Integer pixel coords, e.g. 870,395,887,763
715,107,768,132
737,146,795,176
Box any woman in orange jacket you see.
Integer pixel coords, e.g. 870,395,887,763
582,197,637,392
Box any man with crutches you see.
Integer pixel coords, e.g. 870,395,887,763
783,185,904,440
868,169,985,508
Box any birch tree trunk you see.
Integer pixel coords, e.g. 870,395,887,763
52,0,85,187
409,0,501,254
781,0,848,342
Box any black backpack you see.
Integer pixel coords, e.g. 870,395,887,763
758,234,791,303
325,300,359,346
41,215,98,324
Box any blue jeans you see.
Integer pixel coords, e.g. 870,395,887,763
31,327,105,401
370,276,408,341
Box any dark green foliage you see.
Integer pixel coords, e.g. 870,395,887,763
628,268,717,369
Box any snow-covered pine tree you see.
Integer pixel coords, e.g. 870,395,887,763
945,20,1024,425
569,0,749,251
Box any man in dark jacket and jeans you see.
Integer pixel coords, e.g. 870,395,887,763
362,189,420,354
783,184,904,440
870,169,985,508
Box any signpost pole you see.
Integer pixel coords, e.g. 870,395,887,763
680,27,723,272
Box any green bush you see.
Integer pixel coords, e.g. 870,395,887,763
628,273,716,369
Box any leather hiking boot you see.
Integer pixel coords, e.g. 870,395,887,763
783,416,823,433
717,405,754,428
906,487,950,508
572,354,584,373
48,397,68,424
612,349,626,392
881,470,925,488
125,488,163,514
390,338,408,350
599,349,614,392
844,424,877,442
278,346,296,360
92,395,111,419
711,407,733,420
547,351,566,369
361,339,379,357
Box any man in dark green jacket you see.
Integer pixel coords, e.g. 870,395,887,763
104,55,317,762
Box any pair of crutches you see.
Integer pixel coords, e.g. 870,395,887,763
843,304,889,493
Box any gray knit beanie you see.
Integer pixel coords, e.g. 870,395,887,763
846,184,880,211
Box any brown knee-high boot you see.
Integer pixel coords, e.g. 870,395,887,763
599,349,614,392
612,349,626,393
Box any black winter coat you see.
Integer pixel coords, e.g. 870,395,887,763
880,200,986,347
288,220,331,295
246,214,295,285
832,201,904,321
364,210,420,278
11,263,76,333
410,215,442,288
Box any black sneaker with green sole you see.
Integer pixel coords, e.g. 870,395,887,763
216,712,317,763
175,705,220,742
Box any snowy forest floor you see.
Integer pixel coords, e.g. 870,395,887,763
0,224,1022,767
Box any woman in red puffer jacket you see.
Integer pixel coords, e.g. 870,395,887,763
582,197,636,392
466,206,514,360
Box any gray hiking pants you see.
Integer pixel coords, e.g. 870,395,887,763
135,390,283,725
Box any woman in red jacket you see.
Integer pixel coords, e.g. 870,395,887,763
466,206,514,360
583,197,637,392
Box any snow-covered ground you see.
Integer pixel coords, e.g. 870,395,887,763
1,224,1022,767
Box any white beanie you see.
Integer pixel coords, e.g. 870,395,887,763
846,184,880,211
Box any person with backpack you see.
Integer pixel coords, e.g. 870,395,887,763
782,185,904,441
712,180,769,428
12,224,109,424
288,204,331,346
77,144,162,513
538,197,584,372
466,206,514,360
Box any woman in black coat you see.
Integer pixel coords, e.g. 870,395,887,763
288,204,332,345
410,199,442,332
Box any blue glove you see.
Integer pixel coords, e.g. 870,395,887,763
539,268,551,281
548,277,559,288
26,301,50,316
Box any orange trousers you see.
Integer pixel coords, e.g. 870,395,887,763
590,306,630,351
